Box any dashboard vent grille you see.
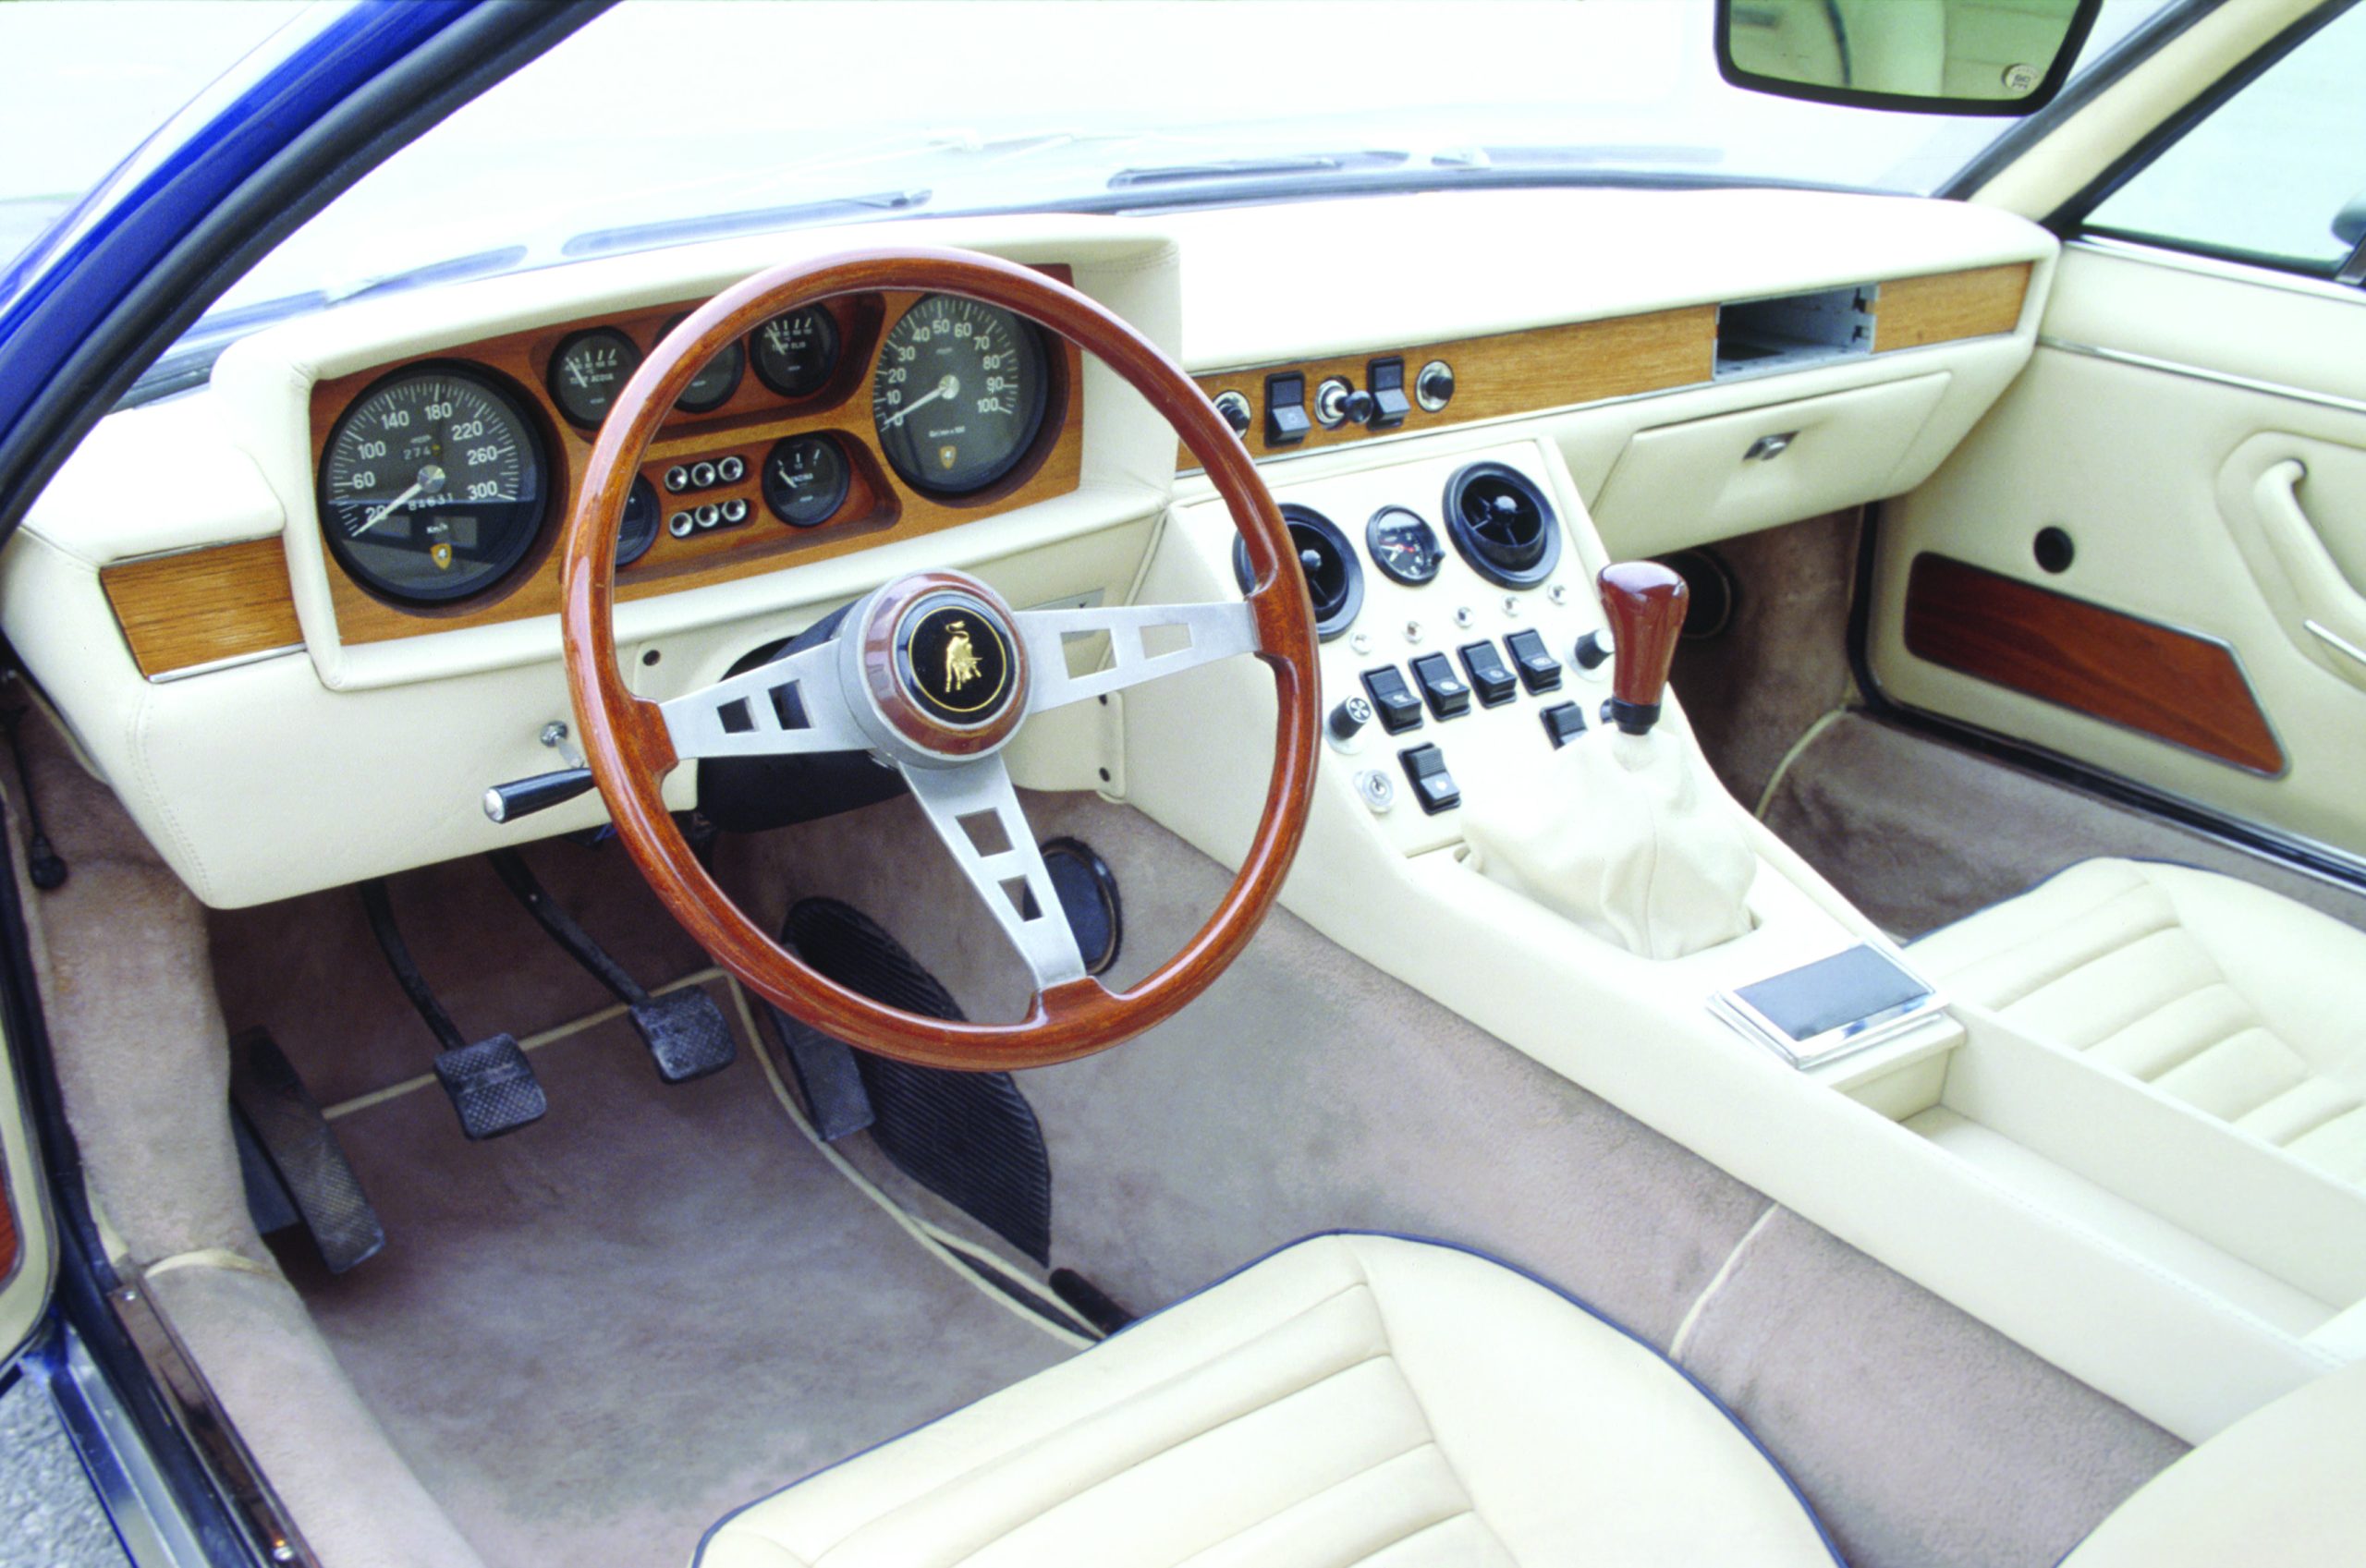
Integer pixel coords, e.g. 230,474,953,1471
1231,504,1363,640
1444,462,1560,589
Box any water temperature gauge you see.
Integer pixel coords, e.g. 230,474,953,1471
1366,505,1444,587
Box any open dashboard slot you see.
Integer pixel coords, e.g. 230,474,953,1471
1714,285,1874,380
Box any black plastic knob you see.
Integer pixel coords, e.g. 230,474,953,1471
1574,631,1612,671
1213,391,1252,437
1417,362,1455,409
483,767,595,824
1342,389,1376,426
1328,695,1373,742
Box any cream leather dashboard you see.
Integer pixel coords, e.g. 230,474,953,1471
0,187,2051,911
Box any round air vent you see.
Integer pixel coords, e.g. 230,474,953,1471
1232,504,1363,640
1443,461,1561,589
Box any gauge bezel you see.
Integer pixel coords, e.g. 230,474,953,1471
750,305,842,399
317,361,555,608
667,313,746,414
760,433,852,529
616,474,661,568
1365,505,1445,587
547,325,642,430
871,295,1054,501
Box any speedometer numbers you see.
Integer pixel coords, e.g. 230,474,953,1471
318,366,548,604
871,296,1049,497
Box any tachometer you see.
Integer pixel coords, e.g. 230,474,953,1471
871,295,1048,497
318,365,548,604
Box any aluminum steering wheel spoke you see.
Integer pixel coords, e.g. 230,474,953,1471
658,638,866,761
901,753,1088,991
1014,601,1259,713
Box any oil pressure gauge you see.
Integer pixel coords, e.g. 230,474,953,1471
1367,505,1444,587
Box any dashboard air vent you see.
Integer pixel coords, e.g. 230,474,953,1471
1231,504,1363,640
1444,462,1560,589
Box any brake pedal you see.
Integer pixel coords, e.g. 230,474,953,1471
359,880,547,1139
228,1027,385,1272
486,848,735,1084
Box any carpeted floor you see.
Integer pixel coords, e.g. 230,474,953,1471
1758,713,2366,940
277,983,1069,1568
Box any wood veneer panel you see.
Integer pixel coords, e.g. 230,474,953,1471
1904,553,2283,774
309,274,1084,645
1183,305,1715,468
102,538,304,678
1875,263,2031,353
0,1163,16,1285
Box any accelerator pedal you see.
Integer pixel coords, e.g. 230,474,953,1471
228,1028,384,1272
486,849,735,1084
773,898,1055,1264
359,880,547,1139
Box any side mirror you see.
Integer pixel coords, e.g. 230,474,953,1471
1716,0,2104,115
2335,190,2366,250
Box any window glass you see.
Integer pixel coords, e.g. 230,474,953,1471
2083,5,2366,275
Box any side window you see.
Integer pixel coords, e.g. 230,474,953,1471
2079,4,2366,278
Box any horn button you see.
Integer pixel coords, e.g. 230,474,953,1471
855,572,1031,760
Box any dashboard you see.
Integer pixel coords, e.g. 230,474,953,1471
5,187,2055,910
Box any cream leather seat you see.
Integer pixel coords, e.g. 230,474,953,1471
1912,859,2366,1185
696,1234,1841,1566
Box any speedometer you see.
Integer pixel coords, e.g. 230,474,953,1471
871,295,1049,497
318,366,549,604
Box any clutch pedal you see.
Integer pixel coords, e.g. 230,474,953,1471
486,848,735,1084
359,880,548,1139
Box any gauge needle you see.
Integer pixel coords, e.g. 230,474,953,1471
355,481,422,536
878,373,959,431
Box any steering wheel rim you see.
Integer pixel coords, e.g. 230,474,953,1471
559,247,1320,1070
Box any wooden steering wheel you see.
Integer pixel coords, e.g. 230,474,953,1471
560,248,1319,1071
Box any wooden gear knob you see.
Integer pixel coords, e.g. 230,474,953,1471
1597,560,1688,733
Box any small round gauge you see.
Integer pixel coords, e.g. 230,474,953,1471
667,315,746,414
318,365,548,604
548,327,640,429
751,306,840,398
762,434,850,529
1366,505,1445,586
871,295,1049,497
616,475,661,567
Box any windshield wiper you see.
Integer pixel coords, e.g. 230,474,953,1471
1106,150,1409,189
564,188,932,258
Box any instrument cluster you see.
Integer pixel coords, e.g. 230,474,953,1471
311,284,1073,613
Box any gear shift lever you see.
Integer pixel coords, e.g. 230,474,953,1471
1598,560,1688,735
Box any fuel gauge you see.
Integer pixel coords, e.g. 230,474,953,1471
1367,505,1444,586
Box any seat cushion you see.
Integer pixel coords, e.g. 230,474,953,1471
696,1234,1837,1567
1912,859,2366,1184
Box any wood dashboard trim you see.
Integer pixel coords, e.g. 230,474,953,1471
1903,553,2285,776
1874,263,2031,353
1185,305,1716,468
102,538,304,679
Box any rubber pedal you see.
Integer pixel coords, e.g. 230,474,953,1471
433,1034,547,1140
1042,838,1122,976
228,1028,384,1273
630,988,737,1084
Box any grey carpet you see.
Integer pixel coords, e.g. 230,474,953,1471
284,986,1069,1568
725,786,2185,1568
1760,712,2366,940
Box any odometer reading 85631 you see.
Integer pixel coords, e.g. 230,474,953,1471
318,366,549,604
871,295,1049,498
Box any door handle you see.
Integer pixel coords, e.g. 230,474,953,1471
2253,458,2366,677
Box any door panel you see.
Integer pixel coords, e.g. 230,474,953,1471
1,1015,55,1367
1871,239,2366,858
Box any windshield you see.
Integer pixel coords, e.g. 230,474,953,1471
2,0,2174,371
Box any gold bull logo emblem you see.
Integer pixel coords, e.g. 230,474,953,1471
943,620,983,693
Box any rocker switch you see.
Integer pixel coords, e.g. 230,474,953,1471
1409,652,1471,720
1457,640,1518,707
1505,628,1564,693
1360,665,1425,734
1263,372,1311,447
1398,743,1461,815
1366,357,1410,429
